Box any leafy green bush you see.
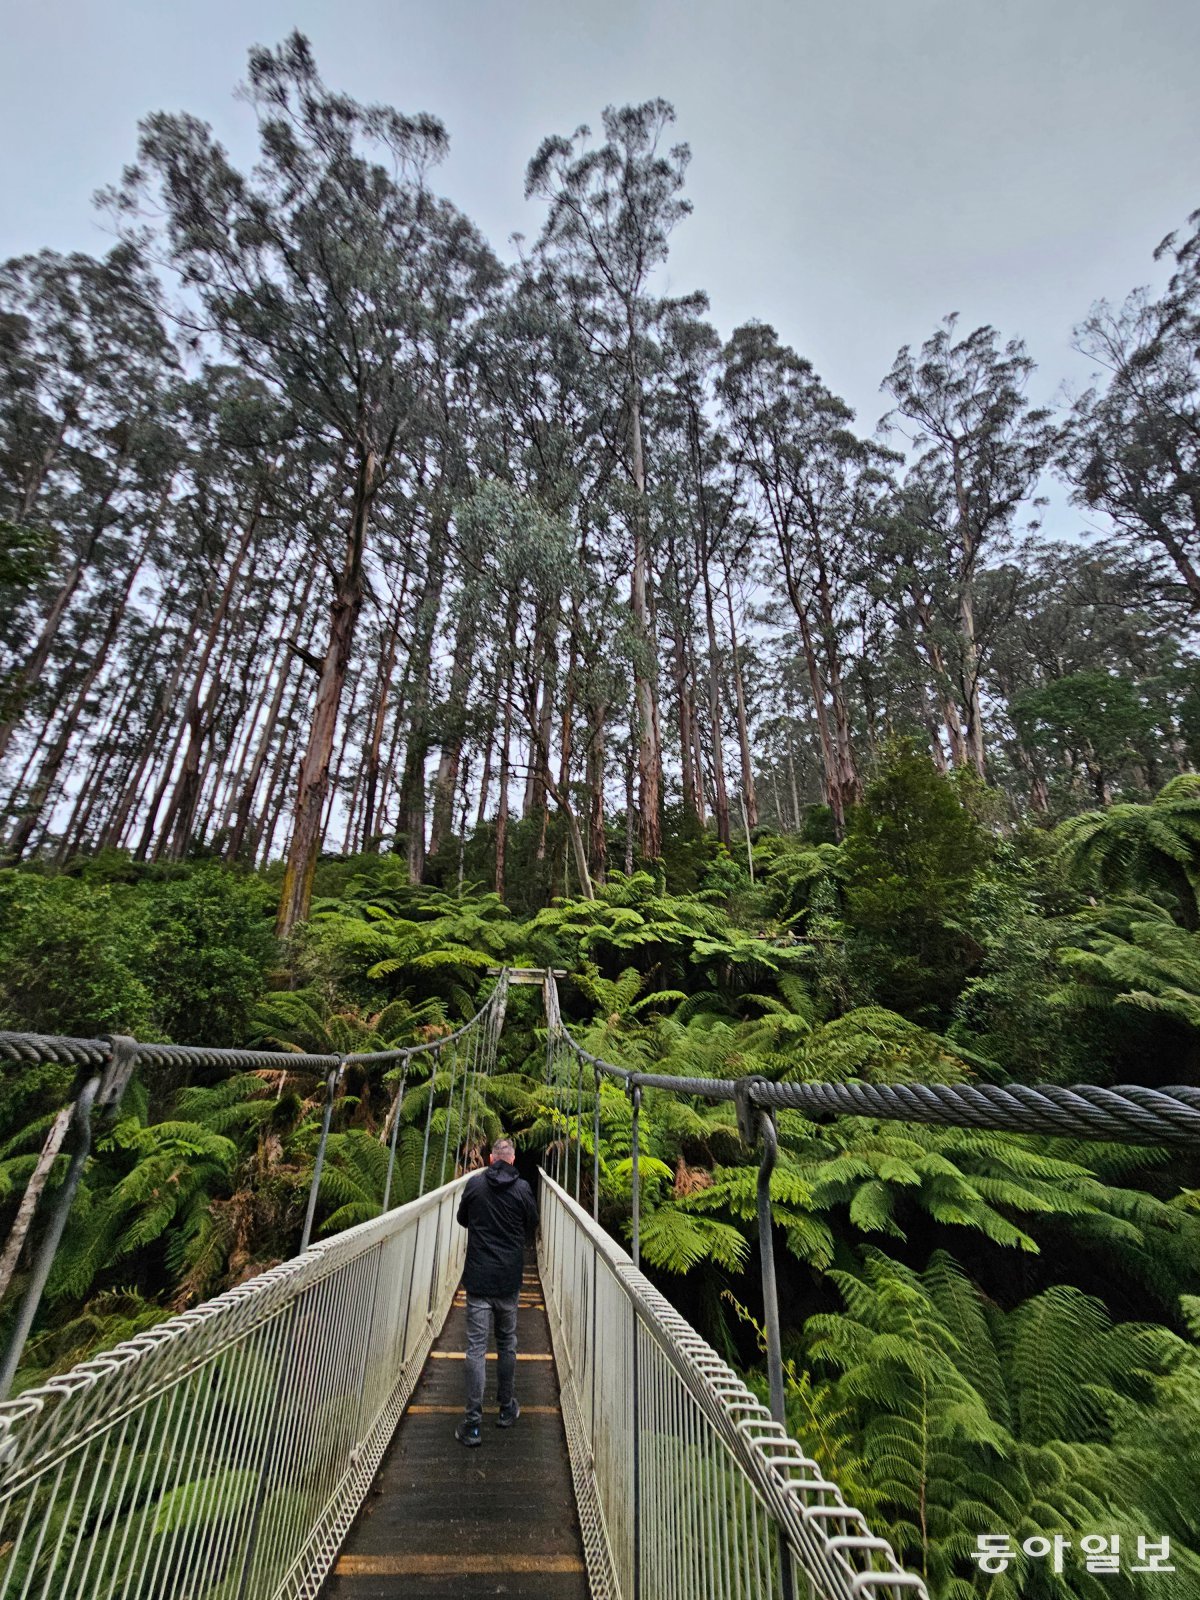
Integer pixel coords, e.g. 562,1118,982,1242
0,871,155,1035
0,866,275,1045
841,746,991,1022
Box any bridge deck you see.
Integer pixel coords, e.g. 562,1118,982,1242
322,1259,589,1599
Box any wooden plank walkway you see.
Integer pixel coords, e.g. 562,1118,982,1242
322,1259,589,1599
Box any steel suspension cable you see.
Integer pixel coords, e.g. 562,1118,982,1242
543,1001,1200,1145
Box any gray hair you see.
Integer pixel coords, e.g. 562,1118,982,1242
491,1137,516,1162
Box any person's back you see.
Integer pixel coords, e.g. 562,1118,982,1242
454,1138,538,1446
458,1159,536,1299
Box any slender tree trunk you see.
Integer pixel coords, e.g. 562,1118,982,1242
525,688,592,901
558,617,577,801
14,404,72,524
910,590,969,768
952,450,987,778
320,664,365,850
586,698,608,884
255,673,309,869
359,576,409,852
209,593,282,847
396,512,451,885
1016,744,1050,813
796,605,842,831
103,584,211,851
628,367,662,858
521,614,546,821
156,499,263,859
700,562,731,846
0,452,127,764
788,754,803,833
724,576,758,827
475,713,495,832
1,658,80,833
276,450,377,937
429,606,474,861
924,701,949,775
0,1106,73,1302
687,640,707,827
537,639,557,861
958,582,986,779
814,558,861,816
777,546,842,832
624,732,636,875
549,779,593,898
66,626,161,856
4,528,153,861
494,622,515,901
672,625,699,820
373,666,409,844
226,565,317,863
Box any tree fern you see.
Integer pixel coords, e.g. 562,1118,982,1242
1056,779,1200,921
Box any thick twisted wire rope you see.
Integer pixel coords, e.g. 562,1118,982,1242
0,981,506,1080
548,1001,1200,1144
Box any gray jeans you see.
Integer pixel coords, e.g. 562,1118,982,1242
463,1291,519,1424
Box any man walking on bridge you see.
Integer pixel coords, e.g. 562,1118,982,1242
454,1136,539,1447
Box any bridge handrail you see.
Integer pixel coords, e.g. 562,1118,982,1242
0,972,506,1076
546,989,1200,1144
540,1172,926,1599
0,1174,470,1599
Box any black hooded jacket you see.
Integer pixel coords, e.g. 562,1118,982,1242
456,1161,539,1297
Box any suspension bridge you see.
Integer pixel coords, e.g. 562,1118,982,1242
2,970,1200,1600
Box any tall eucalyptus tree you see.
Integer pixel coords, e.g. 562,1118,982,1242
0,245,176,769
1064,215,1200,612
882,317,1056,779
525,100,693,860
108,32,498,932
720,323,893,834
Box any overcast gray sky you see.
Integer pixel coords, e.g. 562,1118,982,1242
3,0,1197,535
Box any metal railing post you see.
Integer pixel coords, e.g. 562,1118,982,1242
300,1056,343,1253
592,1065,601,1221
381,1052,409,1212
755,1110,787,1432
631,1294,641,1600
630,1082,642,1272
575,1048,584,1202
736,1082,794,1600
438,1044,460,1187
418,1050,439,1196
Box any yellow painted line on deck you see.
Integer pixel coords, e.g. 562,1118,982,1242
429,1351,552,1361
407,1403,560,1414
335,1554,585,1576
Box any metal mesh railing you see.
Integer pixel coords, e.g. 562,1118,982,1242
539,1172,926,1600
538,967,1200,1599
0,1174,468,1600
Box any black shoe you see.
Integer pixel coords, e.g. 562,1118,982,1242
497,1399,520,1429
455,1418,482,1447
